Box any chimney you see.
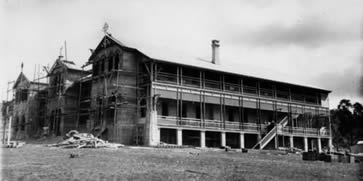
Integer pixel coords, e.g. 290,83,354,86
211,40,220,64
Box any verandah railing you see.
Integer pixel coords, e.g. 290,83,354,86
155,72,317,105
157,116,267,133
157,116,328,137
277,126,330,137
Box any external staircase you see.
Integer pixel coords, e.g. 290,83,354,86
252,115,291,149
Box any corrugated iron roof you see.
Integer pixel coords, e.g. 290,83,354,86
93,34,331,93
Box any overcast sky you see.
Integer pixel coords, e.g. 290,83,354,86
1,0,362,108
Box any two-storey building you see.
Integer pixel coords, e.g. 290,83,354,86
86,34,332,152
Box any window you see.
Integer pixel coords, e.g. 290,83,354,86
140,99,146,118
14,117,19,132
182,102,187,117
114,55,120,70
20,115,25,131
206,104,214,120
161,102,169,116
22,90,28,101
195,104,201,119
108,56,113,72
100,59,105,74
97,97,103,121
54,73,63,95
106,109,115,124
93,62,99,76
228,110,234,122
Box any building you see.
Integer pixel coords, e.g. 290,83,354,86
5,32,332,152
47,56,90,136
1,100,13,143
11,72,48,139
85,34,332,151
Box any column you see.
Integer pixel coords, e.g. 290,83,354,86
240,133,245,149
200,131,206,148
177,129,182,146
7,116,12,145
257,134,262,150
156,128,160,145
289,136,294,148
317,137,322,153
328,138,333,151
221,132,226,147
304,137,308,152
149,110,159,146
274,135,278,149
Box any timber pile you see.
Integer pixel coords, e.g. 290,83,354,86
6,141,26,148
48,130,124,149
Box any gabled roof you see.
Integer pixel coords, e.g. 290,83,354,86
88,34,148,62
13,72,48,90
88,34,331,93
13,72,30,89
49,57,85,75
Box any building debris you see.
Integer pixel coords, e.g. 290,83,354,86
48,130,124,149
6,141,26,148
69,153,80,158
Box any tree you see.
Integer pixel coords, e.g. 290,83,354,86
330,99,363,150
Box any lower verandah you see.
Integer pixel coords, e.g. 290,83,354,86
156,98,331,151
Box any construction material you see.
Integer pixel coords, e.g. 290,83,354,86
302,151,319,161
6,141,26,148
48,130,124,149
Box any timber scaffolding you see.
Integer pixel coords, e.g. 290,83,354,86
8,60,90,138
31,65,48,136
82,58,148,145
44,58,90,136
5,64,49,139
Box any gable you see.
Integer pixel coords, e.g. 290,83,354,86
88,34,147,62
13,72,30,89
49,58,84,76
48,59,67,75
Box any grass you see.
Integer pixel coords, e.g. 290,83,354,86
1,144,362,181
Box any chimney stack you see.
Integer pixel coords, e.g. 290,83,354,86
211,40,220,65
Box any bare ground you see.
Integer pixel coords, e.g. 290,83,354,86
1,144,362,181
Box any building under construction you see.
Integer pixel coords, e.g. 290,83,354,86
4,33,332,151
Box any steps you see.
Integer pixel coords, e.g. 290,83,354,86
252,116,288,149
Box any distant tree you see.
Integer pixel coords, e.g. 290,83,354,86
331,99,363,150
353,102,363,141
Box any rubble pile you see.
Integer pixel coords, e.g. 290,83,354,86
6,141,26,148
48,130,124,149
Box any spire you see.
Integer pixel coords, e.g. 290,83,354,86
103,22,109,35
21,62,24,73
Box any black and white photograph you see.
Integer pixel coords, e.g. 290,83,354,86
1,0,363,180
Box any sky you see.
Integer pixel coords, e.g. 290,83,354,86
0,0,362,108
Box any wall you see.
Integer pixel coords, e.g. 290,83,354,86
90,44,140,145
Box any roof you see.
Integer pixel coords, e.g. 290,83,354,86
49,57,86,74
13,72,48,90
88,34,143,61
90,34,331,93
13,72,30,89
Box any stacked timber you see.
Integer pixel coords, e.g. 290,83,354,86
48,130,124,149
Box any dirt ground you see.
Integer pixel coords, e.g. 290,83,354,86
1,144,362,181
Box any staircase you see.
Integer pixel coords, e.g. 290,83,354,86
252,116,289,149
